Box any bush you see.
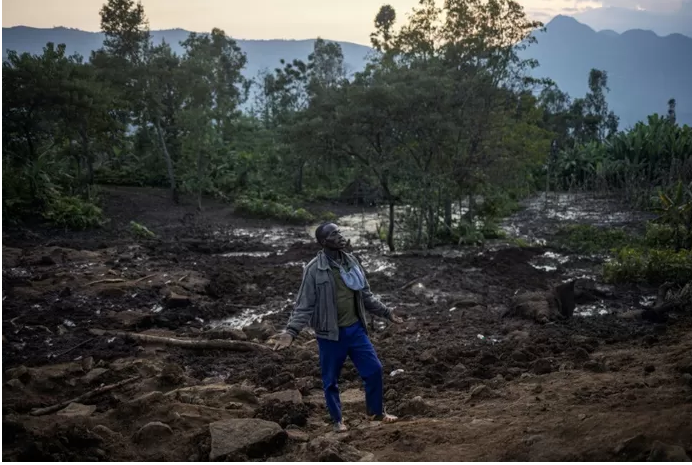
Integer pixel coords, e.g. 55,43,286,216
644,223,684,249
130,221,157,239
234,196,316,224
42,195,105,230
603,247,692,285
554,224,636,253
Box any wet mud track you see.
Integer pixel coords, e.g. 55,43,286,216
2,187,691,461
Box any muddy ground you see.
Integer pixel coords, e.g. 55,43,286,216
2,187,691,461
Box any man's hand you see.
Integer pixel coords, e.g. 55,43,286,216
273,333,294,351
389,312,404,324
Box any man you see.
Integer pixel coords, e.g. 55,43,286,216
274,222,402,432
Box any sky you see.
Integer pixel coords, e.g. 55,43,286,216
1,0,690,44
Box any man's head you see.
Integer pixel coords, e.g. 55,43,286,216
315,222,346,250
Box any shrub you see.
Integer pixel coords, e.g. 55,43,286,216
603,247,692,285
554,224,635,254
234,197,316,224
42,195,105,230
130,221,157,239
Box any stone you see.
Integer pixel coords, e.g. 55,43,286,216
572,348,590,362
98,287,126,299
82,368,109,384
419,349,437,363
397,396,430,416
209,418,287,460
613,434,649,457
159,363,185,385
165,292,192,308
92,425,120,439
57,402,97,418
262,390,303,405
310,436,367,462
648,441,690,462
5,379,24,390
644,365,656,374
287,429,310,443
134,421,173,445
359,452,377,462
81,357,94,372
5,365,30,383
532,358,554,375
166,384,258,408
384,389,398,401
469,384,498,400
340,388,365,406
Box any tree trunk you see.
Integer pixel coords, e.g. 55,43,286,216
295,161,305,194
426,205,435,249
196,149,206,211
154,118,178,204
444,198,453,231
387,200,396,252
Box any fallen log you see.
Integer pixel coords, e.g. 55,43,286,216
86,278,126,286
30,376,140,416
89,329,273,353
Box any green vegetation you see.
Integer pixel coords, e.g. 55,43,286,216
234,197,316,224
554,225,635,254
604,247,692,286
130,221,157,239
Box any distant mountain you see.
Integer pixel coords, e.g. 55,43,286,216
521,16,692,127
3,21,691,127
1,26,373,83
574,5,692,38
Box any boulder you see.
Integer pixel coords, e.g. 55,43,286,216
82,368,109,384
532,358,554,375
208,418,286,460
243,321,276,342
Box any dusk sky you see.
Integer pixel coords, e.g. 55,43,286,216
2,0,690,44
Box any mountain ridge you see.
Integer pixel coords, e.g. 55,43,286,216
3,18,691,127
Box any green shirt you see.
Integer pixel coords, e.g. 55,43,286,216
330,261,360,328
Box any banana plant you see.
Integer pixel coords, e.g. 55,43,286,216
655,180,692,251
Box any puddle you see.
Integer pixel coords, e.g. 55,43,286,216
575,301,611,317
529,251,570,272
210,307,279,329
221,251,276,258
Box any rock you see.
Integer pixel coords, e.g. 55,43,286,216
4,365,30,383
532,358,554,375
59,287,72,298
159,363,185,385
359,452,377,462
682,373,692,387
310,436,367,462
384,389,398,401
81,356,94,372
295,377,318,395
530,384,543,394
340,389,365,406
166,384,258,408
287,429,310,443
57,402,97,418
209,418,287,460
57,325,68,336
572,348,590,362
614,434,649,457
5,379,24,390
82,368,109,384
419,349,437,363
397,396,430,416
648,441,690,462
92,425,120,440
262,390,303,405
583,360,606,373
134,421,173,445
644,365,656,374
165,292,191,308
243,321,276,342
469,384,499,400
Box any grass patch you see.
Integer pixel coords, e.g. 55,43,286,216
42,195,105,230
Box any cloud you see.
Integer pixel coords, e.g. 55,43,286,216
577,0,687,12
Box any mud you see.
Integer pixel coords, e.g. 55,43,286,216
3,186,691,461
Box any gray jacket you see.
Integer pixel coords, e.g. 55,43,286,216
285,251,391,341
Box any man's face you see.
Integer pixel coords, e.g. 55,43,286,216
319,223,347,250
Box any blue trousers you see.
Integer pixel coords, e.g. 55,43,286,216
317,322,384,423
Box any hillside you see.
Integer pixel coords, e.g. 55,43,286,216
3,19,691,127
